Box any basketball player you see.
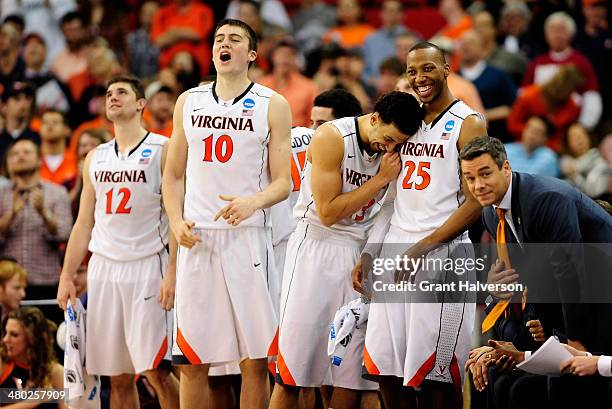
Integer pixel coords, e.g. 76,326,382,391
162,19,292,409
56,75,178,409
269,91,424,409
269,89,363,317
354,42,487,409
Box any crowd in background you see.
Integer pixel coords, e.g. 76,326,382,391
0,0,610,406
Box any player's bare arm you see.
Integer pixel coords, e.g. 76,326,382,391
215,92,292,226
419,114,487,249
162,91,201,249
310,124,401,227
159,140,177,310
57,149,97,310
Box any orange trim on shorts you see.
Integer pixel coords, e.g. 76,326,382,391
267,329,279,375
177,328,202,365
363,346,380,376
153,338,169,369
406,352,436,388
276,349,296,386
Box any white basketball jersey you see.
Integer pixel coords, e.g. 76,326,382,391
270,126,313,245
391,100,479,238
182,82,274,228
294,117,384,242
89,133,168,261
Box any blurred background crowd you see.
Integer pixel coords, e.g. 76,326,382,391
0,0,610,405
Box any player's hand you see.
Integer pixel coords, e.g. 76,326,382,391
158,269,175,311
465,346,493,372
352,253,373,295
470,349,495,392
394,240,430,284
352,259,364,294
214,194,259,226
486,259,518,300
377,152,402,183
526,320,546,342
56,273,77,311
560,355,599,376
172,220,201,248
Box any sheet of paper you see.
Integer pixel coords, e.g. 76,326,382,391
516,336,573,376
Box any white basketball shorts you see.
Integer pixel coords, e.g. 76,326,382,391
172,227,277,365
86,250,169,375
276,221,377,390
363,226,475,391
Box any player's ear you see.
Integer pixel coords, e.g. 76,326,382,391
370,113,379,126
443,63,450,78
137,97,147,112
248,50,257,63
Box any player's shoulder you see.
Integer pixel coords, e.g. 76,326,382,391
448,100,478,121
143,132,168,147
95,139,115,152
249,83,275,99
187,82,213,94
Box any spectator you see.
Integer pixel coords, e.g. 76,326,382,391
0,23,25,96
1,0,76,64
150,0,214,77
473,10,528,86
2,14,24,38
68,92,113,157
375,56,404,99
126,1,160,80
508,65,583,152
143,81,174,137
505,116,559,177
50,11,91,83
560,123,609,199
70,128,109,216
522,12,602,131
362,0,407,81
333,48,372,110
323,0,374,50
0,139,72,301
459,30,517,142
22,33,74,118
394,31,420,67
436,0,473,41
79,0,128,63
259,40,319,127
226,0,291,32
39,110,76,191
0,82,40,166
168,51,201,94
0,258,26,318
291,0,335,55
395,72,414,95
497,1,540,59
1,307,66,406
575,0,611,122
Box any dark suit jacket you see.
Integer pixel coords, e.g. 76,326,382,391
482,172,612,352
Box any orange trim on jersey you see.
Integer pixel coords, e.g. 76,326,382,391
0,361,15,384
153,338,169,369
449,354,462,392
406,352,436,388
363,346,380,376
177,328,202,365
276,349,296,386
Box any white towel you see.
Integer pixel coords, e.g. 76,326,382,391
328,298,369,366
63,299,101,409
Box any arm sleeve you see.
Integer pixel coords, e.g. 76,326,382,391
598,356,612,377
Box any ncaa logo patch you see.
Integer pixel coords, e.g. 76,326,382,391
444,120,455,132
141,148,152,158
243,98,255,109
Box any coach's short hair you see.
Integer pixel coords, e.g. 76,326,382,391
373,91,423,136
107,75,145,100
313,89,362,119
459,136,507,168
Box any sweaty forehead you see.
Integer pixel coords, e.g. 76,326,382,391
407,48,445,67
215,25,246,38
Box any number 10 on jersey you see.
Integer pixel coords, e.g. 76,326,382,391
202,134,234,163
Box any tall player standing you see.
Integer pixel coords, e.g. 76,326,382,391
57,76,179,409
270,91,424,409
162,19,292,409
354,42,487,409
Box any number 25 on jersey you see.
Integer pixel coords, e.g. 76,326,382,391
402,160,431,190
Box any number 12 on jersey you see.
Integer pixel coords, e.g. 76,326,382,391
105,188,132,214
202,134,234,163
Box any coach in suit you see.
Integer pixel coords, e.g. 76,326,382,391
459,136,612,348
